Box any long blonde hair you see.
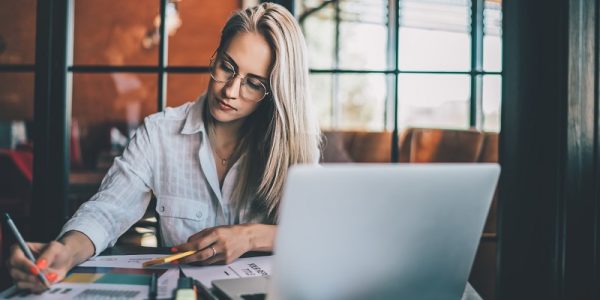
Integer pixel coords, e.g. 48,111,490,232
205,3,321,223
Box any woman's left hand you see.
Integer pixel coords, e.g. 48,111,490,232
172,224,256,265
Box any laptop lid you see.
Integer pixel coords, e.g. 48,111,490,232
269,163,500,300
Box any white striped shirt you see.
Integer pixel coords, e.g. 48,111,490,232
60,97,250,254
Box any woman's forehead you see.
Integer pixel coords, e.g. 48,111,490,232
224,32,272,79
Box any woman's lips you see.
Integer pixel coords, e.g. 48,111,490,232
217,99,237,111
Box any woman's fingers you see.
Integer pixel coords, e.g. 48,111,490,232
36,241,65,270
9,268,36,283
10,268,47,292
184,230,219,251
8,244,37,275
186,228,213,242
173,225,251,265
27,242,46,254
174,230,219,254
15,280,40,292
8,243,53,290
179,244,220,264
8,240,72,291
181,242,243,265
201,253,226,265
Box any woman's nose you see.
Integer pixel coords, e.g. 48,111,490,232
223,75,242,99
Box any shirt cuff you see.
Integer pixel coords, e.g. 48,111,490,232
58,217,111,257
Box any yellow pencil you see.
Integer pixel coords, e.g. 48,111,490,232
143,250,197,267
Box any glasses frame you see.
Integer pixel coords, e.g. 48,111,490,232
209,55,270,102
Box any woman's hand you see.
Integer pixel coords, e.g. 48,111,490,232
6,231,94,293
173,224,276,265
6,241,75,293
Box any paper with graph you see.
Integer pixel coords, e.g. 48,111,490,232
0,254,272,299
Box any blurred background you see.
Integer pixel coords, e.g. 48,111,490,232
0,0,504,297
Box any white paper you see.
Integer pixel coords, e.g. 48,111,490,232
156,268,179,299
79,254,170,269
182,256,273,287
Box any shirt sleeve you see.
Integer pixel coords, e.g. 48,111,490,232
59,119,156,256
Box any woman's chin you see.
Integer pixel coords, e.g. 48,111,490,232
209,107,238,124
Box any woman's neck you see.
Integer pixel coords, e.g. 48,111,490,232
213,121,242,150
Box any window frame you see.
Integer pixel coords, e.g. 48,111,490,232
300,0,502,160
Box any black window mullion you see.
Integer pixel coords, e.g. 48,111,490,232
470,0,484,129
31,0,72,240
0,65,36,72
390,0,400,162
157,0,168,111
332,0,340,128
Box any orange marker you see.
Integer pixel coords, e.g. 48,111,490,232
143,251,197,267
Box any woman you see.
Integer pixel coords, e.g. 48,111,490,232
7,3,320,292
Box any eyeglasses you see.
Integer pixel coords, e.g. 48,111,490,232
209,56,270,102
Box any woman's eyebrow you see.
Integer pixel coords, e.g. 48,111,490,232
223,52,269,81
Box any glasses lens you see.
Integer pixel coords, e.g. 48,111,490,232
241,77,267,102
210,59,234,82
210,56,268,102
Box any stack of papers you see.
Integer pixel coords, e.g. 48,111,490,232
0,254,273,300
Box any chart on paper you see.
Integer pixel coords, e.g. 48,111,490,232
0,283,149,300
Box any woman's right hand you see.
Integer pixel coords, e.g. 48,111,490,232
6,241,76,293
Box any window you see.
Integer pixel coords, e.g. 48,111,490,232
0,0,37,149
69,0,240,170
298,0,503,132
0,0,36,142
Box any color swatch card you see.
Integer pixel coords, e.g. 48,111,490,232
0,282,150,300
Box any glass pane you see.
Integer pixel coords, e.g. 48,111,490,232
398,0,471,71
483,0,502,71
168,1,240,66
0,72,34,150
398,74,470,129
338,0,387,70
167,73,211,108
300,2,335,69
0,0,37,64
0,72,34,226
338,74,387,130
73,0,159,65
309,74,333,129
71,73,157,170
0,73,34,122
483,75,501,132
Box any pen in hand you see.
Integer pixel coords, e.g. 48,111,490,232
4,213,51,289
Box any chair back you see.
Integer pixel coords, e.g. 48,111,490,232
399,128,484,163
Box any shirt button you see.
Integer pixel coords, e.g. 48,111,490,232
196,211,202,218
160,206,165,212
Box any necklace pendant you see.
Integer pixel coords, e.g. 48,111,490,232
221,159,227,166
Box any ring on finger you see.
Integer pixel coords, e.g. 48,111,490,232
210,246,216,258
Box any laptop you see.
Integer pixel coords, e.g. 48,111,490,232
213,164,500,300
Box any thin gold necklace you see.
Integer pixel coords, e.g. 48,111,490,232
214,150,230,166
213,130,238,167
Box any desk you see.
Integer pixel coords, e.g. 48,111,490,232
0,246,273,300
1,246,481,300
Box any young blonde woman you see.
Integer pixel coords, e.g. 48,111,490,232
7,3,320,292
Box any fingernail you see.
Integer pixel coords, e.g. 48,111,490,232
36,259,48,269
45,272,57,283
29,266,40,275
170,247,178,253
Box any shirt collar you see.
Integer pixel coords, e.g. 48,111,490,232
181,94,207,135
